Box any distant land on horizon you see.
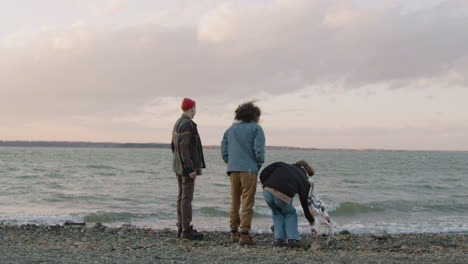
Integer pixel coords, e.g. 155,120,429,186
0,140,466,153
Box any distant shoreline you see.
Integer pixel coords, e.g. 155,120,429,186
0,140,467,153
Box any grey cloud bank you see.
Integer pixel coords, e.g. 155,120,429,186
1,0,468,116
1,0,468,150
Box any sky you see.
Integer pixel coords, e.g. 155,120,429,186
1,0,468,151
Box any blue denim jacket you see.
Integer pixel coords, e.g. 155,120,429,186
221,121,266,174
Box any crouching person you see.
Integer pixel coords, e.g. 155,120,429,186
260,160,315,248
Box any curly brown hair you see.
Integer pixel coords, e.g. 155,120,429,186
234,101,261,123
295,160,315,176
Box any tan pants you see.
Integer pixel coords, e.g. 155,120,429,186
176,174,195,229
230,172,257,233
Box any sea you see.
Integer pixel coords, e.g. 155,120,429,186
1,147,467,235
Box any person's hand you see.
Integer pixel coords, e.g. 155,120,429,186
325,216,331,223
189,172,197,180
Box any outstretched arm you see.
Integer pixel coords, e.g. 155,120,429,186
300,191,315,225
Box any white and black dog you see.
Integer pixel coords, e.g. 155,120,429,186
308,180,334,237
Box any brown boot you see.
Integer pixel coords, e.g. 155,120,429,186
182,226,204,240
230,230,240,242
239,232,255,245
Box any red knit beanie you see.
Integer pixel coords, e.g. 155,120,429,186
181,98,196,110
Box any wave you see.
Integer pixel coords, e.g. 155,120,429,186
45,173,65,179
197,199,468,219
212,183,230,187
16,175,40,180
0,211,176,226
46,193,112,202
330,202,385,216
0,212,153,225
414,184,448,190
86,165,115,170
341,179,366,184
0,214,81,224
83,212,137,222
198,207,229,217
198,206,273,218
452,194,468,198
327,200,468,216
2,213,467,235
445,178,462,182
336,215,468,235
129,170,150,174
96,172,117,177
81,211,174,223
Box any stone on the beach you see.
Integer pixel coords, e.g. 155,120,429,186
339,230,351,235
310,242,322,252
93,222,107,231
372,229,391,240
47,224,61,230
0,225,467,263
64,221,86,227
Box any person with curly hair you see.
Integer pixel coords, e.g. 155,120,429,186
221,101,265,245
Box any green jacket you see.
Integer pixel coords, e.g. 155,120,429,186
171,114,206,176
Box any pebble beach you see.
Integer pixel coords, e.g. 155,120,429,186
1,222,467,264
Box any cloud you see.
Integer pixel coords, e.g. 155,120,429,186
1,0,468,118
76,0,128,18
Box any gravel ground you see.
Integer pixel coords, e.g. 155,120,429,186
1,222,467,264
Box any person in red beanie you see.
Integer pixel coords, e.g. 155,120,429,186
181,98,196,111
171,98,206,240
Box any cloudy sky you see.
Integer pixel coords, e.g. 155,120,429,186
1,0,468,150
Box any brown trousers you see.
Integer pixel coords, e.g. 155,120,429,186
230,172,257,233
176,174,195,229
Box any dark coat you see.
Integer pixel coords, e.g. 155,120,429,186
260,162,314,224
171,114,206,176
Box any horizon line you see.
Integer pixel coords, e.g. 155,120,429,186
1,140,467,153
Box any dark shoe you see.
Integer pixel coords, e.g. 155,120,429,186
182,225,204,240
230,230,240,242
239,232,256,245
274,239,286,247
287,239,301,248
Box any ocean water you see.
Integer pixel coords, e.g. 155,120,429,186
0,147,467,235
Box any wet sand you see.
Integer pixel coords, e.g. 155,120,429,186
0,223,467,263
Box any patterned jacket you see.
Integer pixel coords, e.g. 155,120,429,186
171,114,206,176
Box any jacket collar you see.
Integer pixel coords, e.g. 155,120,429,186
182,114,197,126
182,113,192,120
